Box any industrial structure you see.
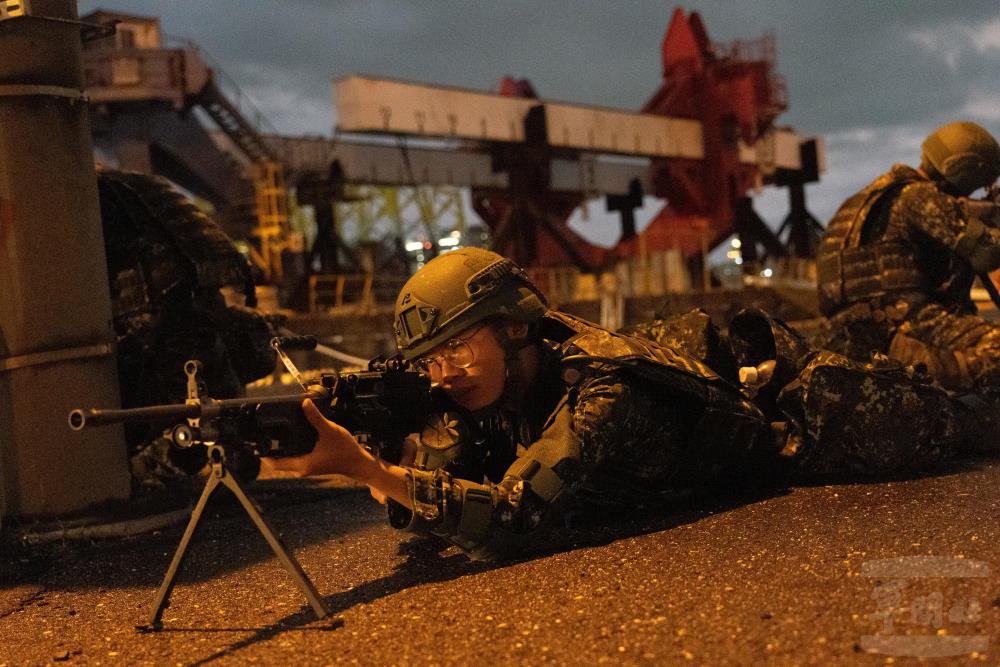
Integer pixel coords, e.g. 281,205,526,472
78,7,822,313
80,9,294,282
276,8,823,308
78,10,470,302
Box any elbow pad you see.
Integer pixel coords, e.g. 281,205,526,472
953,218,1000,274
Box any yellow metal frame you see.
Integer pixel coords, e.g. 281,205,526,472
252,161,289,281
334,185,466,246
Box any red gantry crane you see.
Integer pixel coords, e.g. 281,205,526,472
277,7,822,298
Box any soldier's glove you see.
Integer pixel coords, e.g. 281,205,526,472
953,218,1000,274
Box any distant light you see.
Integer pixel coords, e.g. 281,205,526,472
730,238,742,249
761,268,773,278
423,241,433,250
726,250,741,260
734,257,744,265
438,237,459,247
405,241,424,252
449,230,461,238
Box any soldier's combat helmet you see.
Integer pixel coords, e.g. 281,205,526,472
920,121,1000,196
393,247,548,360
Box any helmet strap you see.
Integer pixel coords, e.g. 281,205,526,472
490,320,539,412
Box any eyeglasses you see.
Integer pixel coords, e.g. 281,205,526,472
413,325,487,378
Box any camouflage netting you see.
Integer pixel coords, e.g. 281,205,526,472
97,171,278,484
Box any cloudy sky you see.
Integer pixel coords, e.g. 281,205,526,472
78,0,1000,246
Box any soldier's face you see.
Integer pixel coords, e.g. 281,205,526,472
427,323,508,411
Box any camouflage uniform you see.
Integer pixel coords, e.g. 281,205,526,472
816,164,1000,392
386,246,986,559
390,309,969,559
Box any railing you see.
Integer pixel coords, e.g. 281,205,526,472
611,249,691,298
308,274,409,314
712,33,788,117
82,33,283,162
307,257,698,317
526,266,580,307
165,33,285,161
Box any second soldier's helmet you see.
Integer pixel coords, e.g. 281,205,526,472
393,248,548,360
920,121,1000,196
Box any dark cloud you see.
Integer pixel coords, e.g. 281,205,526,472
77,1,1000,131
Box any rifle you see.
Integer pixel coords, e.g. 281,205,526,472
69,335,439,631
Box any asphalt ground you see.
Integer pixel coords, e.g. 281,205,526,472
2,458,1000,666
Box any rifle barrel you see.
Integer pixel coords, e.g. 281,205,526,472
68,389,327,431
68,403,201,430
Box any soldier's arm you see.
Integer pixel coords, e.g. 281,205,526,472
396,374,628,558
898,182,1000,273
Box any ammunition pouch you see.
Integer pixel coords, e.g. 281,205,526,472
817,170,923,315
455,485,494,550
818,242,926,314
450,456,566,552
505,457,566,503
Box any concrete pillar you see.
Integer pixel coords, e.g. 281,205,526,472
0,0,130,517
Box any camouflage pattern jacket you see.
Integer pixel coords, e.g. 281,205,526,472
816,165,1000,387
391,311,773,558
817,164,1000,321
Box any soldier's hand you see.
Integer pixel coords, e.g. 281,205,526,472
297,399,373,478
960,196,1000,228
369,436,416,504
261,401,368,478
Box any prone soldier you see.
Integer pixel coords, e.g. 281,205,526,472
270,248,988,560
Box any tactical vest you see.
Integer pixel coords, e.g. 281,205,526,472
816,166,926,315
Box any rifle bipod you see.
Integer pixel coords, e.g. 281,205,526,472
137,444,332,632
